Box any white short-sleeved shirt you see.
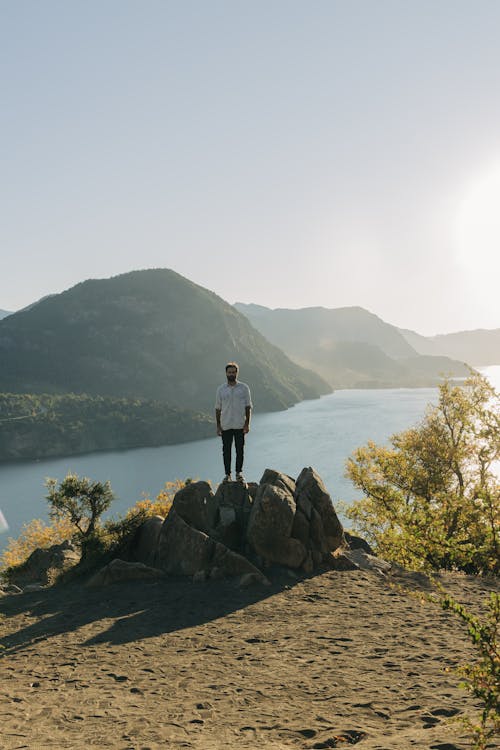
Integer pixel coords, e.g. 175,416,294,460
215,381,253,430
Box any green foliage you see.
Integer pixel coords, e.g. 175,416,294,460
45,473,114,540
0,391,214,462
439,591,499,749
345,372,499,573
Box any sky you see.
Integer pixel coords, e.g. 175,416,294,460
2,0,500,336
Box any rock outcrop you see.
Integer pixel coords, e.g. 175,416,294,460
6,540,80,589
130,467,346,584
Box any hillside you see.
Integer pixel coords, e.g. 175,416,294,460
401,327,500,366
0,270,330,414
235,304,470,388
0,309,11,320
0,393,214,462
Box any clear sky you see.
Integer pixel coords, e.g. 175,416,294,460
2,0,500,335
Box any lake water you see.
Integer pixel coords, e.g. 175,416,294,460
1,366,498,552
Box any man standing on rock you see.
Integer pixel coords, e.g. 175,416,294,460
215,362,252,483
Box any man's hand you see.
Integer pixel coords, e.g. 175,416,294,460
217,426,222,436
243,421,250,434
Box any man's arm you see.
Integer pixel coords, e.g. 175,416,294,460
215,408,222,436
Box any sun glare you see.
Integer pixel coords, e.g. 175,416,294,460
455,161,500,279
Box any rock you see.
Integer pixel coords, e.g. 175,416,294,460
192,570,207,583
329,550,360,571
130,516,165,566
343,548,392,576
295,467,344,552
8,540,80,587
291,508,309,547
23,583,47,593
259,469,296,496
157,509,264,580
131,515,164,566
247,482,306,567
86,559,165,588
213,482,253,551
171,481,217,534
239,572,271,588
1,583,22,595
157,510,217,575
344,531,375,555
309,507,328,553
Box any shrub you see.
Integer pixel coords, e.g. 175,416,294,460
45,473,115,538
124,479,187,521
434,590,499,749
345,372,499,573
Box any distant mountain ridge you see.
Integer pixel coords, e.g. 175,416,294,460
400,327,500,366
0,309,12,320
234,303,470,388
0,269,330,415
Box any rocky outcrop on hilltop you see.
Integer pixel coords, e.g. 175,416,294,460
125,467,348,585
3,468,386,594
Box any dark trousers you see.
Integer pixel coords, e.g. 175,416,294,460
221,429,245,474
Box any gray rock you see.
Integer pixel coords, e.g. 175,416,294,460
23,583,47,593
85,559,165,588
157,510,216,575
259,469,296,496
239,572,271,588
344,531,375,554
131,515,164,566
247,483,307,568
212,482,253,551
295,467,344,552
291,508,310,547
343,548,392,575
157,509,264,580
171,481,217,534
8,540,80,587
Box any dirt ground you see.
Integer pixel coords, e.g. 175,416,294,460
0,567,498,750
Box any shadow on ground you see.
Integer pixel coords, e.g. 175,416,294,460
0,570,300,654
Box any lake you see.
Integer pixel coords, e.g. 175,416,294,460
1,366,498,551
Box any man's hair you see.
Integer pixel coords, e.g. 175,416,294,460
225,362,239,372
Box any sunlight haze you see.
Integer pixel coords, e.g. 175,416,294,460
2,0,500,335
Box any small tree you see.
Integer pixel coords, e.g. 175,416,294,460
345,372,499,573
45,473,114,539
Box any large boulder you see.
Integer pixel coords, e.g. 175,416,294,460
212,482,253,551
131,515,164,566
171,481,218,534
259,469,296,496
156,508,264,581
247,480,307,568
86,558,165,588
295,467,344,553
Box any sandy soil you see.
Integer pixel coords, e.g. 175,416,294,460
0,567,498,750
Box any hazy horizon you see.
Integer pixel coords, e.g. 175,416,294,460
2,1,500,336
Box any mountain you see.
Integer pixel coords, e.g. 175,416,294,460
400,328,500,367
0,309,12,320
234,304,470,388
0,269,330,414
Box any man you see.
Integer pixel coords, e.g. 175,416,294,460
215,362,252,483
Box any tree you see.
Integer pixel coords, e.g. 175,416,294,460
45,473,115,539
345,372,499,573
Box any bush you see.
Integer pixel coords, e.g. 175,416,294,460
45,473,115,539
345,372,499,573
435,590,499,749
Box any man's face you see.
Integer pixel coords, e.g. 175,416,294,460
226,367,238,383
